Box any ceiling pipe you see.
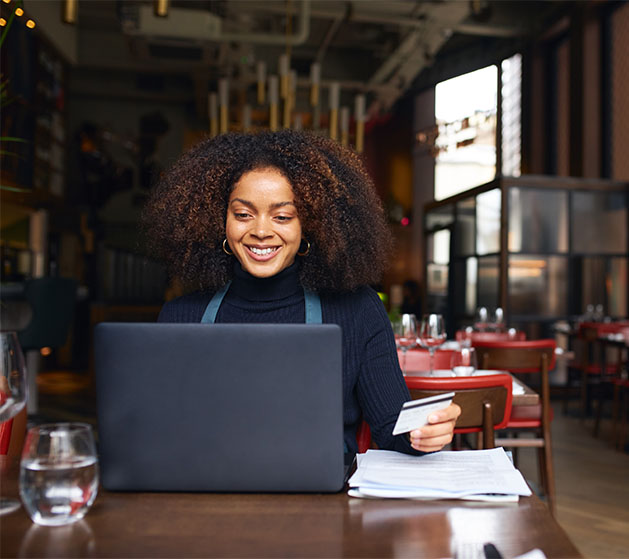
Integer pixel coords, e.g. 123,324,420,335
216,0,310,46
130,1,310,46
251,2,527,37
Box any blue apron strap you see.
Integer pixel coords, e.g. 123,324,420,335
200,281,231,324
201,281,322,325
304,288,322,325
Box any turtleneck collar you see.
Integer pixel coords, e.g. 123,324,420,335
229,261,302,302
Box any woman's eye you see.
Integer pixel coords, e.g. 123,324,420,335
234,212,250,219
275,215,293,222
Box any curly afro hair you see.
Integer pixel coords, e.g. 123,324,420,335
142,129,393,292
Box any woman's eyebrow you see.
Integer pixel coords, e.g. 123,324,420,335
230,198,295,209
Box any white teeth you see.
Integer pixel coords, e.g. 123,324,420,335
250,247,276,256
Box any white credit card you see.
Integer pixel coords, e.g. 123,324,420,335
392,392,455,436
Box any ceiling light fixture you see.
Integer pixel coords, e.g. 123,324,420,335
62,0,78,24
154,0,169,18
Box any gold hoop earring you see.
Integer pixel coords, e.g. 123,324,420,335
297,240,310,257
222,239,233,255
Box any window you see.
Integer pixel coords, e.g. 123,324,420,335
434,66,497,201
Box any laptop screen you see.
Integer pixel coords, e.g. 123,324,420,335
95,322,344,492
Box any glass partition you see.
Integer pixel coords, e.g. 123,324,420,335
476,189,501,255
508,188,568,253
579,256,628,317
572,191,628,254
455,198,475,256
509,255,568,316
424,176,628,334
477,255,499,310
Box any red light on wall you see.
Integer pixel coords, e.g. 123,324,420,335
401,217,410,226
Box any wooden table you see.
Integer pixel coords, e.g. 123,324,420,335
404,372,540,407
0,457,581,558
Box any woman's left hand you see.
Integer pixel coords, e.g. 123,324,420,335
409,402,461,453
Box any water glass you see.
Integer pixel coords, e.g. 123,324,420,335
20,423,99,526
450,347,478,376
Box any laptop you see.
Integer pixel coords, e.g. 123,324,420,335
94,322,344,493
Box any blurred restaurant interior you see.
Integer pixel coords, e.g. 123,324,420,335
1,0,629,555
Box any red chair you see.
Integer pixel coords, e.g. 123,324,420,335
575,322,628,420
404,374,513,449
399,348,457,373
611,378,629,451
474,339,557,514
356,421,372,453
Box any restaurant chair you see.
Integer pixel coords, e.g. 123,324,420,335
400,348,457,373
404,374,513,450
611,378,629,451
356,420,372,453
17,276,78,415
474,339,557,515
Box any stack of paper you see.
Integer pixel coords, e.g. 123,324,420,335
348,447,532,502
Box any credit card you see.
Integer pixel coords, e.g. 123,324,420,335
392,392,455,436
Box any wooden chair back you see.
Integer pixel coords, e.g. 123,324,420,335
404,374,513,449
474,339,556,428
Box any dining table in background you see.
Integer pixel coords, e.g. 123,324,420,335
0,456,581,558
403,370,540,408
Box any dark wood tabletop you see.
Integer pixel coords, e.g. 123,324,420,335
1,457,581,558
404,372,540,407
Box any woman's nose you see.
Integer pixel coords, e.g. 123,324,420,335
252,217,272,238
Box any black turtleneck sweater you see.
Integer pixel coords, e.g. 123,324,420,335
158,262,418,454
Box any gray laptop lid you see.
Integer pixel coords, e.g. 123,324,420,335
94,322,344,493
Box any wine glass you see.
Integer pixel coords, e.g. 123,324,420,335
418,314,446,376
474,307,489,332
391,314,418,374
450,347,478,376
1,331,28,515
492,307,505,332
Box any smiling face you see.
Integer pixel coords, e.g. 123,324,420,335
225,167,303,279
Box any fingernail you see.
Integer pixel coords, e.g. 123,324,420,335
428,414,439,423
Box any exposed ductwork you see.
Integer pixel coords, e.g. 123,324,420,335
123,1,311,47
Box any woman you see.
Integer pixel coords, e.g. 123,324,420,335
143,129,460,454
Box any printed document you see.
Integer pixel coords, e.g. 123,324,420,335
348,447,531,501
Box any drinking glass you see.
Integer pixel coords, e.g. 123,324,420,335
418,314,446,376
492,307,505,332
474,307,489,332
0,331,28,515
20,423,99,526
450,347,478,376
392,313,418,374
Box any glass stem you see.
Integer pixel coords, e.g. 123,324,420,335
429,348,435,376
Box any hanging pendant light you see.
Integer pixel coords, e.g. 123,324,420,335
355,95,365,153
62,0,78,24
154,0,169,18
328,82,340,141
